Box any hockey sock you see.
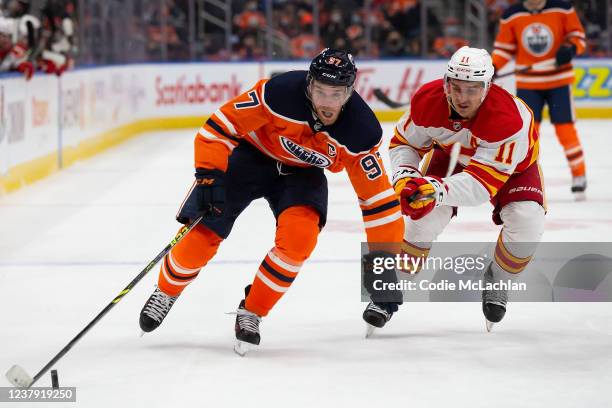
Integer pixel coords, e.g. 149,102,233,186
157,224,223,296
245,206,319,316
399,240,430,275
554,123,586,177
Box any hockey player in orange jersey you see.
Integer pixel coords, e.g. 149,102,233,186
362,47,545,333
138,49,404,355
492,0,587,200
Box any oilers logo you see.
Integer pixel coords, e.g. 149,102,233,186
280,136,332,168
522,23,553,57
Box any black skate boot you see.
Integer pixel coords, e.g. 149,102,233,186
482,265,508,332
571,176,587,201
234,285,262,356
363,302,395,337
139,287,179,333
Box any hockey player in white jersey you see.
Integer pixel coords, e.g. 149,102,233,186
362,47,546,332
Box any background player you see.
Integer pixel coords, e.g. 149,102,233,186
492,0,587,200
138,48,404,354
363,46,545,332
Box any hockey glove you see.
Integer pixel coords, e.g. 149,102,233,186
195,168,226,219
555,43,576,66
400,176,447,220
391,165,422,196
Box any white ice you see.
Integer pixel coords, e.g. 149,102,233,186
1,121,611,408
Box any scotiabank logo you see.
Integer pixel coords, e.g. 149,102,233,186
280,136,332,168
155,75,242,106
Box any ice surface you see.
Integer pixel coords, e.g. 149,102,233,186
1,121,611,407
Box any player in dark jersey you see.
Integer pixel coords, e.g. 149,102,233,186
138,49,404,355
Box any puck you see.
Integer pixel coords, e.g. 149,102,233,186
50,369,59,389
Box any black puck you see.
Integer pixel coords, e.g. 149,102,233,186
50,369,59,389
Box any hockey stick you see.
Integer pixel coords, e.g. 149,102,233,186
373,88,409,109
5,215,204,388
494,57,557,79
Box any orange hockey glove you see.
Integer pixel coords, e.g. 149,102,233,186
400,176,447,220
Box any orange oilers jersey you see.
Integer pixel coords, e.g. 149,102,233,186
195,70,403,243
389,79,539,206
492,0,586,90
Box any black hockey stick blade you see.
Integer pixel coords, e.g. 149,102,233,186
373,88,409,109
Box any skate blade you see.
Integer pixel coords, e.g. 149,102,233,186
365,324,377,338
139,331,146,337
234,340,256,357
6,365,34,388
573,192,586,202
485,320,495,332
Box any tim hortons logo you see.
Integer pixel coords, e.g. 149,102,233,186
280,136,332,168
356,67,424,105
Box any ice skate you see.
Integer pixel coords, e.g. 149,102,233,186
139,287,179,333
482,266,508,332
234,285,262,356
363,302,394,338
571,176,587,201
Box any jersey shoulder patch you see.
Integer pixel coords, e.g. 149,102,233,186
410,79,449,128
471,84,524,143
263,70,311,122
329,92,382,154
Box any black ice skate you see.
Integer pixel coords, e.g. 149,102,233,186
234,285,262,356
482,266,508,332
363,302,394,338
571,176,587,201
139,287,179,333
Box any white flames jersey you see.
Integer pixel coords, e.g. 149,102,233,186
390,79,539,206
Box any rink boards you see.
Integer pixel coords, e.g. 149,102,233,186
1,58,612,194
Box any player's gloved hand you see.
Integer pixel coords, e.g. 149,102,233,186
16,61,34,81
392,165,421,196
555,43,576,66
400,176,447,220
194,168,226,219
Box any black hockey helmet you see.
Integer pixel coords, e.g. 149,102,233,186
308,48,357,88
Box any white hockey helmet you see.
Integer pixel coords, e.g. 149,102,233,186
444,46,494,102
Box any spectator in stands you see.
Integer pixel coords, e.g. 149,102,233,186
433,17,468,57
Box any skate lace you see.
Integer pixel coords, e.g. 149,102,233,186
143,289,177,323
236,308,261,333
366,302,391,318
483,270,508,306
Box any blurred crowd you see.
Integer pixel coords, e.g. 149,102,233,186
0,0,76,80
198,0,610,60
0,0,610,74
